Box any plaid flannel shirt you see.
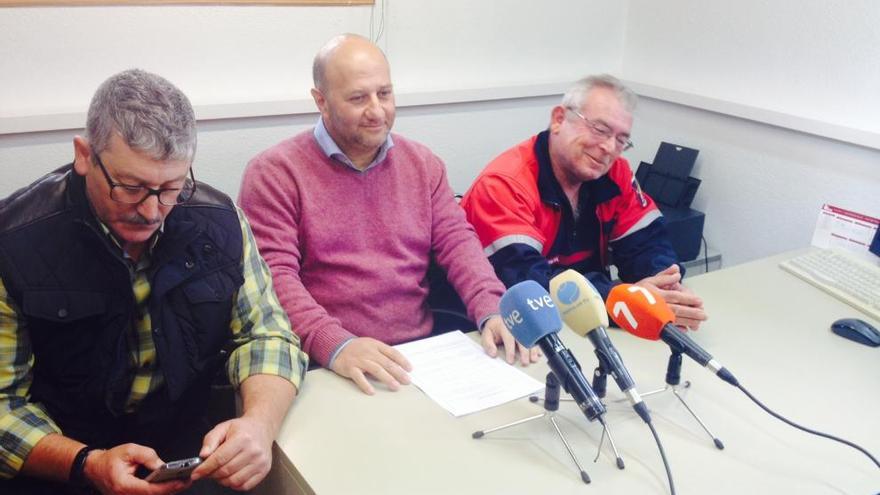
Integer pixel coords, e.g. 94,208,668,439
0,207,307,478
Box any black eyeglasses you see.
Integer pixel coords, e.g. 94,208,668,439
91,149,196,206
566,107,634,152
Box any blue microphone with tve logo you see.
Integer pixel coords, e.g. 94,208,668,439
500,280,606,422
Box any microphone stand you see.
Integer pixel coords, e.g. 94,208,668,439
529,359,627,469
641,348,724,450
587,361,626,468
591,364,609,400
473,372,592,484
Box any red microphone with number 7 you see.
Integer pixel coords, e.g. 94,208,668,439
605,283,880,471
605,284,738,386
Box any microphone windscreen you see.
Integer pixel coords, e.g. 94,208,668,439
605,284,674,340
549,269,609,336
500,280,562,348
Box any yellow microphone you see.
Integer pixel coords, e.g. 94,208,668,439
550,270,650,423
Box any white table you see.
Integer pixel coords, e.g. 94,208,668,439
256,251,880,494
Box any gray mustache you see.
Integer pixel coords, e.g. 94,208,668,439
126,215,161,226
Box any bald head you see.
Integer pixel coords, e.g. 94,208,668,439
309,33,396,169
312,34,390,94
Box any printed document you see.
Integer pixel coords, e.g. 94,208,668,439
394,331,544,417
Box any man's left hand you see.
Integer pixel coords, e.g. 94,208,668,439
480,315,541,365
636,265,708,330
190,415,273,492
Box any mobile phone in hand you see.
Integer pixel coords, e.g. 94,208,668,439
144,457,202,483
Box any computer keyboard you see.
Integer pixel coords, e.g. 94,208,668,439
780,249,880,321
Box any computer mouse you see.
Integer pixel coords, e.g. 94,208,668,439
831,318,880,347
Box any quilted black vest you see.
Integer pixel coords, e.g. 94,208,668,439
0,165,243,447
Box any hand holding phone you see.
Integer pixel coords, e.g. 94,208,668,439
144,457,202,483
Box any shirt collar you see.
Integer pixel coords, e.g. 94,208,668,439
95,215,163,267
313,117,394,172
534,130,622,208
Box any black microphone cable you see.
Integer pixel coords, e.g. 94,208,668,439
646,419,676,495
659,340,878,470
734,381,880,470
629,401,675,494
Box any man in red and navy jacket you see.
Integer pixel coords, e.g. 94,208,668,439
461,75,707,329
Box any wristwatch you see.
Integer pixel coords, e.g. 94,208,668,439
69,445,99,487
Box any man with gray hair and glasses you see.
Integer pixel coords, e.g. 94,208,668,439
461,75,707,329
0,69,307,494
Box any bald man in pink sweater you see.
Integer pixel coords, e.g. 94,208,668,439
240,34,539,395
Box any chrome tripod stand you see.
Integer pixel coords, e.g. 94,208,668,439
640,349,724,450
473,372,621,484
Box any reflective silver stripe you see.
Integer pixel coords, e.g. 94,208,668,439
707,359,724,374
484,234,544,256
610,209,663,242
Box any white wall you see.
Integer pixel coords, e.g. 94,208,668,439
2,0,879,269
622,0,880,133
0,0,625,118
0,0,625,199
628,99,880,266
621,0,880,266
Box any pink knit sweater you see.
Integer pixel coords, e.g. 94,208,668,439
239,130,505,366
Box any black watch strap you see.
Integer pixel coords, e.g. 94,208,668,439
69,445,98,487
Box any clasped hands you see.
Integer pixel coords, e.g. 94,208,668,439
635,264,708,330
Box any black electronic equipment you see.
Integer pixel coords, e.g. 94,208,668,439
635,142,701,209
636,142,706,262
831,318,880,347
660,207,705,262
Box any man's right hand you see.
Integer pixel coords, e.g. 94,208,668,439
85,444,189,495
330,337,413,395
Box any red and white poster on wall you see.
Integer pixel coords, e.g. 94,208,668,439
811,204,879,262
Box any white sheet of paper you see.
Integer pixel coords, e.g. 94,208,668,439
394,331,544,417
811,204,879,262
